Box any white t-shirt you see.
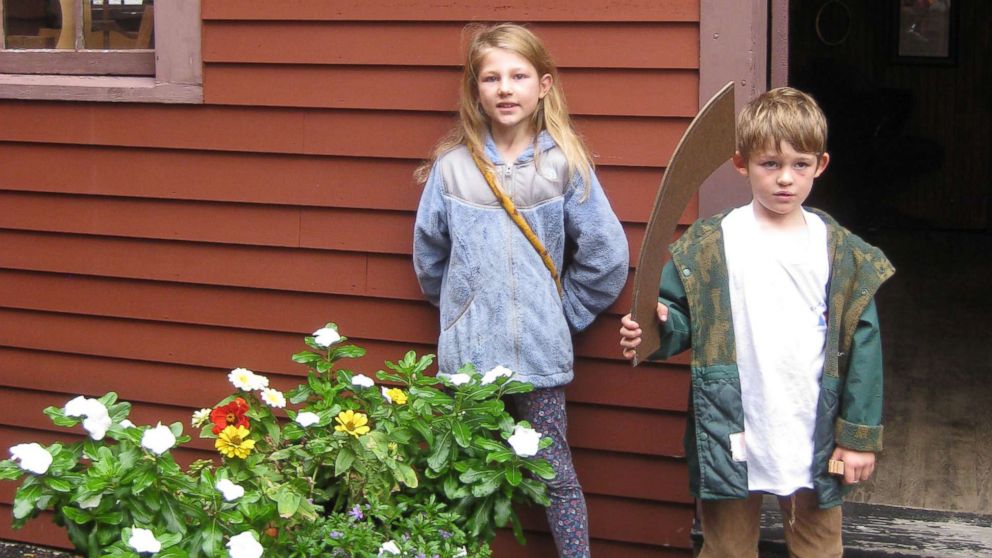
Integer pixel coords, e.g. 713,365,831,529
721,203,830,495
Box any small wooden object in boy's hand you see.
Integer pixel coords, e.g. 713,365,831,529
828,459,845,476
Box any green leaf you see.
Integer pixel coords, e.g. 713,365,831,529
493,495,513,527
329,344,366,361
157,547,188,558
519,478,550,507
471,478,500,497
334,447,355,477
504,465,523,487
93,510,124,525
393,462,419,488
288,384,313,404
44,405,80,428
60,506,91,524
500,381,535,395
200,521,222,556
443,473,469,500
452,421,472,448
291,351,322,364
43,476,72,493
484,448,514,464
0,460,22,480
523,459,556,480
129,467,156,495
427,430,451,471
276,489,302,518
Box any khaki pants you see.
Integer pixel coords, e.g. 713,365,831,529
698,490,842,558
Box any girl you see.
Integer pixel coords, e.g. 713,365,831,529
413,23,628,557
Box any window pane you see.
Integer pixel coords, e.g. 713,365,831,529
85,0,154,50
3,0,64,49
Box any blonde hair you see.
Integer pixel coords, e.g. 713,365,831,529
414,23,593,195
736,87,828,162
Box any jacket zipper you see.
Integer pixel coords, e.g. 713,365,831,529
502,163,521,368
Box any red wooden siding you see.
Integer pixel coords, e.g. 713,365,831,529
0,2,700,554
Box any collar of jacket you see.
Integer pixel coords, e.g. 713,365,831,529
483,130,556,165
668,206,895,373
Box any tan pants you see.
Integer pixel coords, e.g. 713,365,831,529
698,490,842,558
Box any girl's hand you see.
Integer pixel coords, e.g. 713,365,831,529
830,446,876,485
619,303,668,359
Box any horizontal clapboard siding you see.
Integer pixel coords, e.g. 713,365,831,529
0,2,700,555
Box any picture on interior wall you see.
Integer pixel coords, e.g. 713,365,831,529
895,0,956,63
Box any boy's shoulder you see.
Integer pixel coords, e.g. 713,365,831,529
807,207,895,281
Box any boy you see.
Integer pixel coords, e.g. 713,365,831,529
619,87,893,557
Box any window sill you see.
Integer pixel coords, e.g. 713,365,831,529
0,74,202,103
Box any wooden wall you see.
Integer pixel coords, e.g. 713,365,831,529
0,1,702,555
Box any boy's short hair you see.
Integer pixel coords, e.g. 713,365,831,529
736,87,828,161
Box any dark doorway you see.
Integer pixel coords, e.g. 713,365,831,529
789,0,991,517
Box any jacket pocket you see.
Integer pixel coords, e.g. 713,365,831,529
692,365,749,499
442,291,475,331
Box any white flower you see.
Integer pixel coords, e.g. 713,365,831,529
215,478,245,502
64,395,96,417
141,423,176,456
351,374,374,388
119,419,136,429
380,386,392,403
481,365,513,385
440,372,471,386
507,425,542,457
191,408,211,428
454,547,468,558
228,368,268,391
82,412,112,441
260,388,286,409
226,531,263,558
294,411,320,428
313,327,342,348
63,396,112,440
127,527,161,554
377,540,401,557
9,443,52,475
77,494,102,509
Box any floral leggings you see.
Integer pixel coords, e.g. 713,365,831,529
508,387,590,558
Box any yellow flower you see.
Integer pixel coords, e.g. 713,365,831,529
215,425,256,459
334,410,370,438
384,387,408,405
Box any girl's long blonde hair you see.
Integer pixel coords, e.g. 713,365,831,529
414,23,593,195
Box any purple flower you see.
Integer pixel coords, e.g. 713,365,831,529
349,504,364,521
415,554,426,558
329,531,343,539
439,529,451,539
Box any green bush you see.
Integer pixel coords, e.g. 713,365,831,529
0,323,553,557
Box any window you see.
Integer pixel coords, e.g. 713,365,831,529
0,0,201,102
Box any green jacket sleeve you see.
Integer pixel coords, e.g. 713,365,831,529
834,298,885,452
648,259,693,361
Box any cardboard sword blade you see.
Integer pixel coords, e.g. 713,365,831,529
629,81,736,366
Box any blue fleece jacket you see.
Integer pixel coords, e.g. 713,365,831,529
413,132,629,387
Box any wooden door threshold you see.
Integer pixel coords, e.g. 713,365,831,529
759,500,992,557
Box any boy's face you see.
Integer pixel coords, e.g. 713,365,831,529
733,140,829,226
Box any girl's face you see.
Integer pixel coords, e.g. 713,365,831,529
476,48,552,139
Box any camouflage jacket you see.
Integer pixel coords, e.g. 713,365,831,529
651,208,894,508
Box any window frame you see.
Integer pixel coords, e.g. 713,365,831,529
0,0,202,103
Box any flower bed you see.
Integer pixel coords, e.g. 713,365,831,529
1,324,553,558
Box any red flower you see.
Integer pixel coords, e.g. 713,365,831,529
210,397,250,435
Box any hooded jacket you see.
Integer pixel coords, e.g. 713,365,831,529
413,132,629,387
651,208,894,508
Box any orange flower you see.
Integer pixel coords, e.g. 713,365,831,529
210,397,250,435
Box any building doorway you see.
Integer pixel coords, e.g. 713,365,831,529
788,0,991,517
